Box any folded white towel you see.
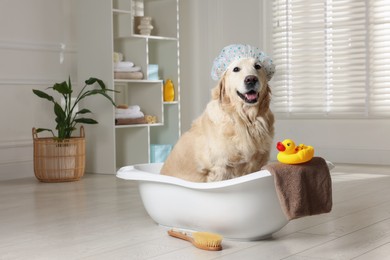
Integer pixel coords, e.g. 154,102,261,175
114,65,141,73
114,61,134,70
115,105,144,119
115,110,144,119
115,105,141,114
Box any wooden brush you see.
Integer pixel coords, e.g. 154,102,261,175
167,229,223,251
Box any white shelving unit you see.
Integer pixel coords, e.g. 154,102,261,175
78,0,180,174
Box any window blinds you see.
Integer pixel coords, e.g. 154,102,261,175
272,0,390,117
369,0,390,116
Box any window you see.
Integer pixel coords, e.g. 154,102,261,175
272,0,390,118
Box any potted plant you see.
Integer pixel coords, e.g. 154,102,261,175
32,77,116,182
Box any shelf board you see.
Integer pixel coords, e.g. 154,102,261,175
115,123,164,129
112,9,132,15
164,101,179,105
115,34,178,41
133,34,178,41
114,79,163,84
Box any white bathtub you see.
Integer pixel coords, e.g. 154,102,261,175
117,163,289,241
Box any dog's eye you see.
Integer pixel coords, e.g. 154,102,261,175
233,67,240,72
254,64,262,70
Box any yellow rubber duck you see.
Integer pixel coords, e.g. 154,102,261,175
276,139,314,164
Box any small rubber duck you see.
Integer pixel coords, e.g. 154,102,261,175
276,139,314,164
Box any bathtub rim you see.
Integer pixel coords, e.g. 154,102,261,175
116,163,273,190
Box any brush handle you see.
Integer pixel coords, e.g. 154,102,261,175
167,229,194,243
167,229,223,251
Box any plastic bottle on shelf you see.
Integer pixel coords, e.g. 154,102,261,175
164,79,175,102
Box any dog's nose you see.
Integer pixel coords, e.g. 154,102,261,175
244,75,258,86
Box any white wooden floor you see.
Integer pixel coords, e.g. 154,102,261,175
1,164,390,260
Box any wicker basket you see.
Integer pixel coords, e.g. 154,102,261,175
32,126,86,182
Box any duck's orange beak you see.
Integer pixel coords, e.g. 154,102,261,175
277,142,286,151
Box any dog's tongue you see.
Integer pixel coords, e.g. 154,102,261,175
245,92,258,101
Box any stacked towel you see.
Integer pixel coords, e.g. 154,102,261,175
114,61,135,72
114,71,143,80
115,105,146,125
113,52,144,80
115,117,146,125
115,105,144,119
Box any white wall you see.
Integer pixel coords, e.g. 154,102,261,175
0,0,77,180
273,119,390,165
180,0,390,166
180,0,268,131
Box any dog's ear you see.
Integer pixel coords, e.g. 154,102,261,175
211,78,223,100
212,75,230,104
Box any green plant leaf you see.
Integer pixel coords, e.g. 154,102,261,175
53,81,72,95
54,102,66,121
74,118,98,124
36,128,52,133
98,91,116,106
85,77,107,90
80,90,116,107
105,89,119,93
84,77,96,85
32,89,54,102
64,126,76,134
35,128,55,137
75,108,92,115
85,89,101,96
95,78,107,90
68,76,72,91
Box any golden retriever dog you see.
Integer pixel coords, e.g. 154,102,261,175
161,46,275,182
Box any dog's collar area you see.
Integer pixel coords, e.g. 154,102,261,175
236,90,259,104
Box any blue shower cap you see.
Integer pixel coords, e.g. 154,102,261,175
211,44,275,81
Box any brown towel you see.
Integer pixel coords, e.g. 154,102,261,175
114,71,144,80
262,157,332,220
115,117,146,125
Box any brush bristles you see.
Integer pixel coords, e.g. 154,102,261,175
193,232,223,249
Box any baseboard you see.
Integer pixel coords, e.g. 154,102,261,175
0,161,34,181
0,139,34,181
